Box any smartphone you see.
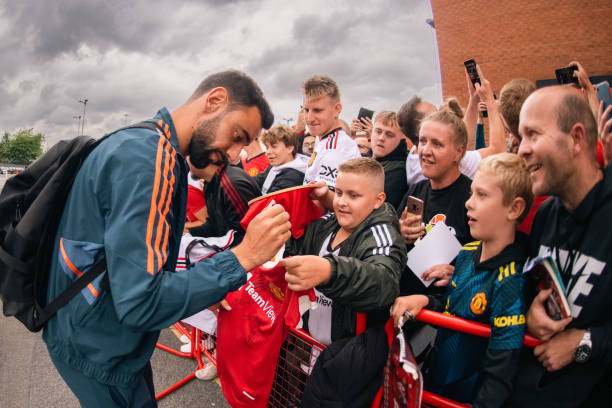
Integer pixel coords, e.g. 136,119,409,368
404,196,424,227
596,81,611,111
464,59,481,86
357,107,374,121
555,66,579,86
597,81,612,123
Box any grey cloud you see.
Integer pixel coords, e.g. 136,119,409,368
1,0,441,147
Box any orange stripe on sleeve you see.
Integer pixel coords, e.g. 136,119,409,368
159,149,176,260
153,140,172,271
59,238,99,298
146,136,166,274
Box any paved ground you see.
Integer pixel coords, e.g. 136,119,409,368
0,307,230,408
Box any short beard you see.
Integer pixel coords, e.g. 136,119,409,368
188,114,226,168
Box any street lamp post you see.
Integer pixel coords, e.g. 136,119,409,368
73,115,82,137
79,99,88,135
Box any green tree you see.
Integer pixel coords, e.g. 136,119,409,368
0,129,44,165
0,132,9,161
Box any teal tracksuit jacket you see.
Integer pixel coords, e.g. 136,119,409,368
43,108,247,387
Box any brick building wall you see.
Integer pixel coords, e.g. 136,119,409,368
430,0,612,107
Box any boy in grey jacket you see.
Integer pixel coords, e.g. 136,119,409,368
283,157,406,344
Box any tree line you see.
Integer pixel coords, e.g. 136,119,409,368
0,129,44,165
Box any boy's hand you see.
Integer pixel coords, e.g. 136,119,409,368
208,299,232,316
391,295,429,327
399,208,425,244
282,256,332,291
232,204,291,271
422,264,454,287
526,288,572,341
309,181,329,200
309,181,334,212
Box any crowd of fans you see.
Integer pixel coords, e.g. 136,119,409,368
178,61,612,407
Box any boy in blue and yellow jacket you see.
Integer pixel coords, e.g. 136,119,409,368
392,153,534,408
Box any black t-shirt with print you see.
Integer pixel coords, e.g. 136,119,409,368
400,173,473,246
398,174,473,295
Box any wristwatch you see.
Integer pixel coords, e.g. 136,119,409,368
574,329,592,363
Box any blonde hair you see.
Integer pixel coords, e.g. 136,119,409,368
477,153,534,223
338,157,384,193
374,110,398,127
261,125,299,157
302,75,340,102
421,97,467,154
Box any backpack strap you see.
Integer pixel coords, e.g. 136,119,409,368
185,239,224,267
41,259,107,320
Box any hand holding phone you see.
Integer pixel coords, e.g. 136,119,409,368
357,107,374,123
464,59,481,86
404,196,424,227
555,66,579,86
596,82,611,113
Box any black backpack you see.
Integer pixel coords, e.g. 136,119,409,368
0,122,160,332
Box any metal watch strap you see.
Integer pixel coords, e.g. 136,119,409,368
574,329,592,363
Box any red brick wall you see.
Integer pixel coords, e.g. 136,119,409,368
430,0,612,107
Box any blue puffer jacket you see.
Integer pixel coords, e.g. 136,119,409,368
43,108,247,387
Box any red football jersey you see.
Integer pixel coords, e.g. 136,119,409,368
217,186,323,407
186,184,206,222
217,264,315,407
241,153,270,177
240,185,323,239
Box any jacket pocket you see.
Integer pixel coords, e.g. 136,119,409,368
72,289,109,327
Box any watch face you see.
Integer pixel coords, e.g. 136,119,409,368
575,345,591,363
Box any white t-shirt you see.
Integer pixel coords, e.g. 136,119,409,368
405,146,482,184
307,231,341,346
303,128,361,188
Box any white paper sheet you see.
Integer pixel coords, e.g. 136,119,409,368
406,222,462,287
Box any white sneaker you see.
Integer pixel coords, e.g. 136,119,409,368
180,342,191,353
195,364,217,380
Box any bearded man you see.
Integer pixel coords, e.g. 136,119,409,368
42,70,292,407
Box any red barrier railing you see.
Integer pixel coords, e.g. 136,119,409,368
155,322,217,400
415,309,541,348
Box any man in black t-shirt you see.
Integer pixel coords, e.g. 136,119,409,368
507,86,612,407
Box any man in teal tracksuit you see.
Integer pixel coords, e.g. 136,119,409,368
42,70,292,407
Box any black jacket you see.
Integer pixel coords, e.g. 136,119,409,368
301,324,389,407
375,138,408,211
189,164,260,244
286,202,406,342
254,156,307,195
507,165,612,407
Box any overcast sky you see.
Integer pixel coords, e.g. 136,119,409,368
0,0,441,148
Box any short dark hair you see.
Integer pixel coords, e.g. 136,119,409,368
190,70,274,129
397,96,423,145
556,92,598,153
